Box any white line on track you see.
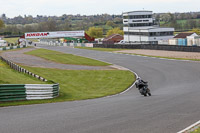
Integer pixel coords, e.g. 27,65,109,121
177,120,200,133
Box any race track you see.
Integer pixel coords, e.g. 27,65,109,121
1,44,200,133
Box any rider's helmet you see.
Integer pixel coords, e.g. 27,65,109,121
136,77,141,80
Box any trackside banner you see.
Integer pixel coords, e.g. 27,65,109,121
25,31,85,39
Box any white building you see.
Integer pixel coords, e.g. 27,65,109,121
187,36,200,46
0,40,7,47
123,11,174,44
169,32,199,46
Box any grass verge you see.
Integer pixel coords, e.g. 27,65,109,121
0,66,135,107
75,47,129,52
25,48,111,66
118,52,200,62
191,127,200,133
0,60,45,84
3,37,19,44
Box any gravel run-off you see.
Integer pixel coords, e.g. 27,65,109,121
115,49,200,60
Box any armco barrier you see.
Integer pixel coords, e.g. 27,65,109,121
25,84,59,100
0,84,26,101
0,49,59,102
0,84,59,101
0,56,47,81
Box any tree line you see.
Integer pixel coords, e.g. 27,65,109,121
1,11,200,38
155,12,200,31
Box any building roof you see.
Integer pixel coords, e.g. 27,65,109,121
123,10,152,14
103,34,123,41
174,32,195,38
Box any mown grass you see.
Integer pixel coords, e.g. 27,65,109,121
0,60,45,84
0,66,135,107
75,47,129,52
27,39,39,42
0,47,135,107
3,37,19,44
25,48,110,66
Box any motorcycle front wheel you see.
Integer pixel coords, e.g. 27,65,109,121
147,88,151,96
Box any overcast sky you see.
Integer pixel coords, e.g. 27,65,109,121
0,0,199,18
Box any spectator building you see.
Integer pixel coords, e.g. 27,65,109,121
123,11,174,44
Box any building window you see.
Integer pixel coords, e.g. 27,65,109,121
123,16,128,19
149,32,174,36
124,32,149,36
128,15,152,19
129,23,153,27
132,20,142,22
124,31,174,37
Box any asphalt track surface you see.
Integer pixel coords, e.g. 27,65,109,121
1,44,200,133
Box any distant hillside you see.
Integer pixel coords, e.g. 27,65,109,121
0,11,200,35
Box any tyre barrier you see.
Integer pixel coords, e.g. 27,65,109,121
0,45,26,51
0,48,60,102
0,84,59,102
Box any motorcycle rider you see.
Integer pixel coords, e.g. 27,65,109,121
135,77,151,96
136,77,147,88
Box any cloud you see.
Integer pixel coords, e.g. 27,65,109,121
0,0,199,17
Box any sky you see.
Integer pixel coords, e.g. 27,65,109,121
0,0,200,18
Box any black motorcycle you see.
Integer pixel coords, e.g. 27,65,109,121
136,81,151,97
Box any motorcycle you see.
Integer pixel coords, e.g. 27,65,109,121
136,80,151,97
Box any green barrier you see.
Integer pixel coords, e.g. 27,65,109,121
0,97,26,102
0,84,26,102
0,84,26,101
0,45,27,51
0,51,60,102
0,84,59,102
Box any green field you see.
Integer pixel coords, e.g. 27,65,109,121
25,48,111,66
160,19,200,25
160,19,200,32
